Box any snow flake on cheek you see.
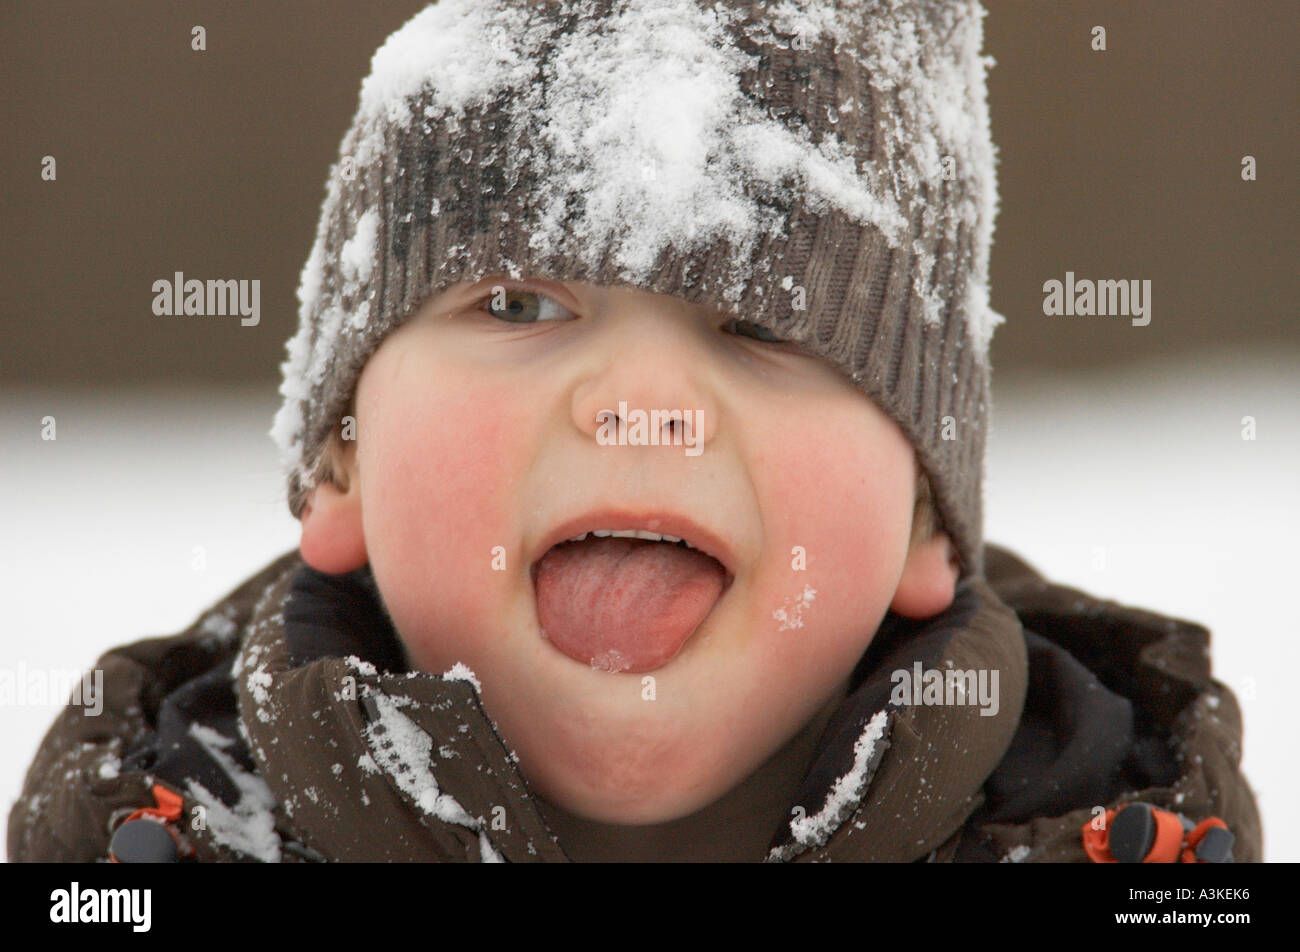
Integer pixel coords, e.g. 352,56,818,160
772,584,817,631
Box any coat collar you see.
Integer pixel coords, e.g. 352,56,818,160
768,573,1027,861
234,558,1027,862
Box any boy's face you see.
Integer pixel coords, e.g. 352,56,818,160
300,276,958,824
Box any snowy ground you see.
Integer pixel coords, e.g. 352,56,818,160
3,352,1295,860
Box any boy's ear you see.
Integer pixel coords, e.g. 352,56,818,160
299,473,368,575
890,532,960,620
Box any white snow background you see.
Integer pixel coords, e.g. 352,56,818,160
3,350,1295,860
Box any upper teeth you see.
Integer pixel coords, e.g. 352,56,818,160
564,529,696,549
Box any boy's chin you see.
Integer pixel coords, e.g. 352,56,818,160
506,709,735,825
523,755,729,827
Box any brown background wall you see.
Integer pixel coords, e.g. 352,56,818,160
2,1,1295,386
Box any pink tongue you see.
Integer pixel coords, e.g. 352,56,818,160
534,537,727,673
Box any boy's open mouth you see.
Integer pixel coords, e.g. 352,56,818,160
529,521,735,674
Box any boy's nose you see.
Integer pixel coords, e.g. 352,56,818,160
569,306,720,451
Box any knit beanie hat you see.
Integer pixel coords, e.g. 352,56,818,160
271,0,1003,578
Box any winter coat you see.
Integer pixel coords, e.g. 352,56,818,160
7,543,1262,862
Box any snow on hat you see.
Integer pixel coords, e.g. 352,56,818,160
271,0,1003,578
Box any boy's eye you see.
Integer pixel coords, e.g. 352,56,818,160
721,317,789,344
474,285,577,324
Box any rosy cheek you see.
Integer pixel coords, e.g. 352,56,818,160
361,373,525,672
751,412,908,673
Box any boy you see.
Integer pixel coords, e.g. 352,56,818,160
9,0,1260,862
